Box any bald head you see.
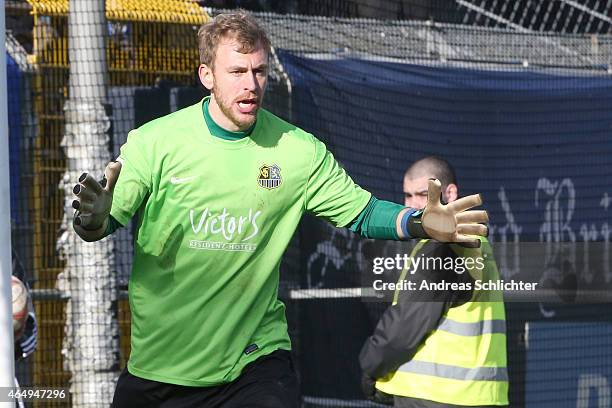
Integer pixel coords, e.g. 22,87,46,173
403,156,458,208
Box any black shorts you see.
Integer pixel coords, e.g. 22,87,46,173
112,350,299,408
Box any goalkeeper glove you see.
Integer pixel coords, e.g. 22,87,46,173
404,179,489,248
72,161,122,242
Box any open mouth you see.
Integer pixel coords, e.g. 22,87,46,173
237,98,258,114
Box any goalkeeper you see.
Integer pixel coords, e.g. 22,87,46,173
72,10,488,408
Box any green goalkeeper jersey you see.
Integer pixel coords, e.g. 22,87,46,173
111,98,371,386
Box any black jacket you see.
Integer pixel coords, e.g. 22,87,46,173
359,241,476,407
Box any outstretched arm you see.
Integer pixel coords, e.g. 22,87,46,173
350,179,488,246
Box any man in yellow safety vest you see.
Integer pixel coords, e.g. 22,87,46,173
359,156,509,408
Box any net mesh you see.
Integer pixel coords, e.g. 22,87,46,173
4,1,612,407
250,10,612,70
458,0,612,34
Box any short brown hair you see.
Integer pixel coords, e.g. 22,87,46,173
405,156,457,189
197,10,271,69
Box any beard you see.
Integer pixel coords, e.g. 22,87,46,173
212,85,261,131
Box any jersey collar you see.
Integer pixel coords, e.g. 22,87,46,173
203,98,256,141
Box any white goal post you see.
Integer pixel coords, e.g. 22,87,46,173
0,0,18,406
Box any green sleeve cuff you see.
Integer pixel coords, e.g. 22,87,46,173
103,215,125,238
349,197,403,240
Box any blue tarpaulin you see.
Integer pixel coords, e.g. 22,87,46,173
527,322,612,408
278,51,612,241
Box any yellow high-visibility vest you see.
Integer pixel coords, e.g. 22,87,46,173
376,238,509,406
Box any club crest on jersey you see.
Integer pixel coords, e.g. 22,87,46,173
258,164,282,190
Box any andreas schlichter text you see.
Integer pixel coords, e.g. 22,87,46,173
373,279,538,292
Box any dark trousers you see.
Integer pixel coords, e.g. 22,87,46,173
112,350,299,408
395,396,508,408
